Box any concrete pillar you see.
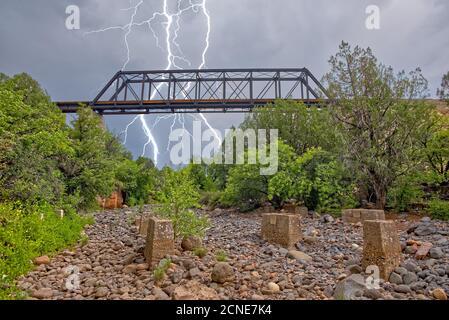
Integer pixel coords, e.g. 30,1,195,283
139,215,150,237
296,206,309,217
261,213,302,248
342,209,385,224
362,220,402,280
144,217,175,267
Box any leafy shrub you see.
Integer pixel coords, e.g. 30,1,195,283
153,267,166,282
159,258,172,271
220,142,295,211
199,191,222,209
115,157,156,206
127,197,137,207
268,148,355,213
215,250,228,262
193,247,208,258
185,163,218,191
427,199,449,220
221,162,268,211
387,176,424,212
153,258,172,282
155,169,210,238
0,202,90,299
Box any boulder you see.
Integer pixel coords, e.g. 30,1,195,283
32,288,53,299
181,236,203,252
321,214,335,223
347,265,362,274
432,288,448,300
97,190,123,209
172,280,219,300
429,247,444,259
333,274,366,300
266,282,280,293
389,272,403,285
395,285,412,294
153,287,170,300
211,262,234,284
415,242,433,260
414,223,437,236
287,250,313,262
403,272,418,285
33,256,50,266
95,287,109,298
123,264,138,274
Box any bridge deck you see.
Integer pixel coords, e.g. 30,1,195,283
57,98,324,114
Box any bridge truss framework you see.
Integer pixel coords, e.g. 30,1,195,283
57,68,328,114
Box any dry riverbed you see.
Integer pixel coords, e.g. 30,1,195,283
17,208,449,300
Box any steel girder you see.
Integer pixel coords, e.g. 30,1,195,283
57,68,328,114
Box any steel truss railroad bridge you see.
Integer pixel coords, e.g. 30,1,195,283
57,68,328,114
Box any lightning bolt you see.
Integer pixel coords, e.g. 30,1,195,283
86,0,221,166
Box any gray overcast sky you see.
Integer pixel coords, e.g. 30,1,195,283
1,0,448,167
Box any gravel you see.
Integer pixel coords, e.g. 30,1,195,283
15,208,449,300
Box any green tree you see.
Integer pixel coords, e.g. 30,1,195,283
323,42,436,209
0,73,8,83
116,157,156,205
242,100,342,155
268,147,355,212
185,162,218,191
221,141,296,211
0,74,73,205
422,126,449,185
65,106,119,210
387,174,424,212
221,161,269,211
437,72,449,103
154,168,209,238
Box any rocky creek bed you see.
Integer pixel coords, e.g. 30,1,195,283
17,208,449,300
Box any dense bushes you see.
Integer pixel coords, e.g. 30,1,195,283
115,157,157,206
268,148,355,213
199,191,223,209
0,72,149,299
0,74,133,211
0,74,72,205
427,199,449,221
0,202,93,299
386,174,425,213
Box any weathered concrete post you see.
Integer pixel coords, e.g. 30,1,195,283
144,217,175,267
261,213,302,248
362,220,402,280
296,206,309,217
342,209,385,224
139,215,150,237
